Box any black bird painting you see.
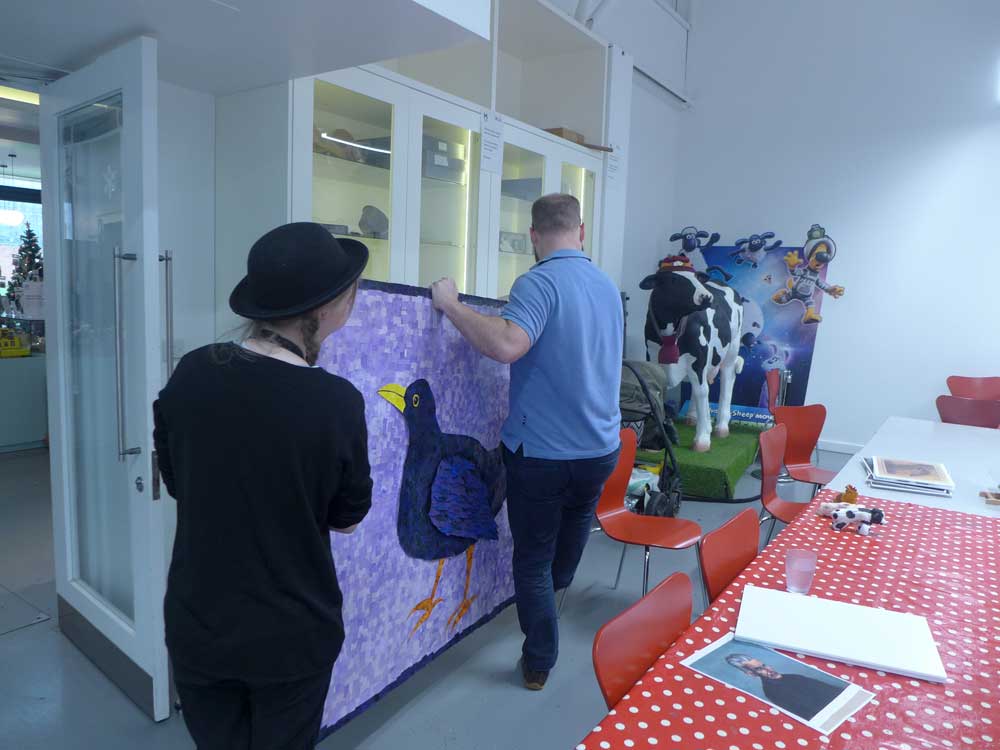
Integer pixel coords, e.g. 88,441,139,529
377,379,506,635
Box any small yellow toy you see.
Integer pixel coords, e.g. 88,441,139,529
840,484,859,504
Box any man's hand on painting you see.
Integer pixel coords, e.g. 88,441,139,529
430,278,460,313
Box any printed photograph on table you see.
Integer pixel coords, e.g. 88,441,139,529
681,634,874,735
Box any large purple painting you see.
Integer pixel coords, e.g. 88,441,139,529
315,281,512,733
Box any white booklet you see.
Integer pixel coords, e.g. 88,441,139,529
681,633,874,735
735,585,947,683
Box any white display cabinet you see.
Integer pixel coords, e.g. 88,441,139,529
495,120,602,298
220,1,629,317
290,63,605,300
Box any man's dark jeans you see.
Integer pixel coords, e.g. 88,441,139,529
503,444,620,672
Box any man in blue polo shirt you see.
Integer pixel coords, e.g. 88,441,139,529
430,193,623,690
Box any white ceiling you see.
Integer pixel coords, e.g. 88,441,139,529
0,101,38,144
0,140,40,182
3,0,487,94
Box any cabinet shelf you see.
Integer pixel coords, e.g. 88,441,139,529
329,233,389,245
314,148,390,172
420,239,465,248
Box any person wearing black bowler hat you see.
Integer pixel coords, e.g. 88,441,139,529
153,223,373,749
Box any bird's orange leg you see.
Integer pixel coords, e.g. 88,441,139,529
446,545,478,630
408,559,445,638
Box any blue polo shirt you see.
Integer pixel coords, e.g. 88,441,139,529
501,249,623,460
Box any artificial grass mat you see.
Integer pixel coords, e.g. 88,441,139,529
635,422,764,499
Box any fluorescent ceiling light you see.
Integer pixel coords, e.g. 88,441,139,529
320,132,390,155
0,86,39,106
0,209,25,227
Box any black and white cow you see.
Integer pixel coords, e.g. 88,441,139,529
641,268,745,453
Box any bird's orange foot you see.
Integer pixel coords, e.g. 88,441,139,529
446,595,477,630
409,596,444,637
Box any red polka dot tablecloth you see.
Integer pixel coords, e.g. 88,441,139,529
576,490,1000,750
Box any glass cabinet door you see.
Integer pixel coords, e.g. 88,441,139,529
312,81,394,281
498,143,545,298
417,116,481,293
561,163,597,259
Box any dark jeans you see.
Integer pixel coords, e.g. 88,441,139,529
174,663,333,750
503,445,620,672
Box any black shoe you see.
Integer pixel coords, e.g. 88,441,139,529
521,660,549,691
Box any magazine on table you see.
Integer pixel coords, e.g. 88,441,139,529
871,456,954,490
680,633,874,735
861,458,953,497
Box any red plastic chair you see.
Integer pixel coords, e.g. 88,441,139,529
772,404,836,496
697,508,759,602
592,571,693,708
936,395,1000,429
597,429,702,596
947,375,1000,401
758,424,809,543
765,368,782,416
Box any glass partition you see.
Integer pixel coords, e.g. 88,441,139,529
312,80,394,281
417,116,480,293
498,144,544,299
60,94,134,620
561,163,596,258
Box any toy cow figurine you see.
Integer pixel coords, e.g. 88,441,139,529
830,507,886,536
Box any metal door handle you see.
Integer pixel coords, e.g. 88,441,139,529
151,450,161,501
159,251,174,378
113,248,142,460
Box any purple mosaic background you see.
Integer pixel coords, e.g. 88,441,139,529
315,285,512,730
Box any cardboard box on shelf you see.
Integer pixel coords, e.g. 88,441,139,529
544,127,585,145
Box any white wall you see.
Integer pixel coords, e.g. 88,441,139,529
677,0,1000,450
158,81,216,362
214,83,291,338
622,71,684,360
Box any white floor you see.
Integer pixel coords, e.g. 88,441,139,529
0,447,847,750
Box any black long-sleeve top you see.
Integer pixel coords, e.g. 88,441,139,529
153,343,372,682
761,673,846,720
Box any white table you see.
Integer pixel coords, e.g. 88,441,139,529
828,416,1000,518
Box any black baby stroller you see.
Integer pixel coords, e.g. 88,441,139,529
621,360,684,518
621,360,763,510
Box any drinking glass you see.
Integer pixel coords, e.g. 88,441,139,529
785,549,817,594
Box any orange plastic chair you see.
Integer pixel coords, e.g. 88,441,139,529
697,508,759,602
592,571,693,708
936,395,1000,429
772,404,836,496
597,429,703,596
947,375,1000,401
758,424,809,543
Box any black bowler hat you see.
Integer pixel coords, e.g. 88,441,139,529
229,222,368,320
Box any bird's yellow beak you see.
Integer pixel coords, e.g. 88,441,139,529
377,383,407,413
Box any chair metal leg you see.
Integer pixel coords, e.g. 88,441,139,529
766,516,778,545
612,543,627,589
694,540,711,608
642,546,651,596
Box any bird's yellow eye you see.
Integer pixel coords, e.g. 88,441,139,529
412,394,421,408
